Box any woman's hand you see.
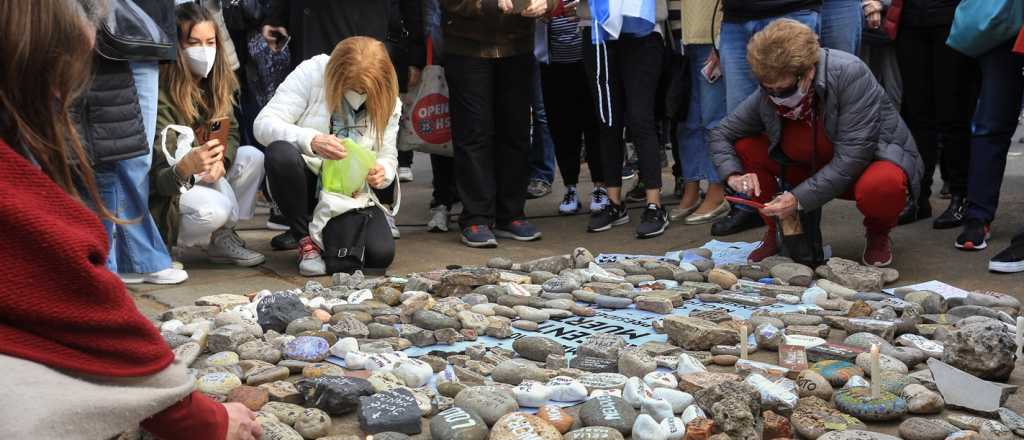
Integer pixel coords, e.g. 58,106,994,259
408,66,422,89
223,402,262,440
498,0,514,13
761,192,798,218
261,25,289,52
522,0,549,17
311,134,348,160
175,140,224,179
200,159,225,184
863,0,883,29
727,173,762,197
367,164,387,189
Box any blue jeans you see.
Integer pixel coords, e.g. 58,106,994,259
820,0,862,55
720,10,821,112
96,61,172,274
966,40,1024,224
678,44,725,184
528,60,556,183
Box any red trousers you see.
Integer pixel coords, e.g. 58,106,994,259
734,134,907,234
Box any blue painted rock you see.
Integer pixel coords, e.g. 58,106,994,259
809,360,865,387
833,387,908,421
283,336,329,362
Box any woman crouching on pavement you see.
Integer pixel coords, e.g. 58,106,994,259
709,19,923,267
255,36,400,276
151,2,266,267
0,0,260,438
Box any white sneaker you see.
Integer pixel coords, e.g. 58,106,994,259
427,205,450,232
559,187,580,215
298,236,326,276
398,167,414,182
141,268,189,285
386,212,401,239
207,228,266,267
590,187,610,212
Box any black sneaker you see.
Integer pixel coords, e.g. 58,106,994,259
990,232,1024,273
955,219,990,251
461,225,498,248
588,202,629,232
636,203,669,239
621,163,637,180
933,195,965,230
625,182,647,203
271,230,300,250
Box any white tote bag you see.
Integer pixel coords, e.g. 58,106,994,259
398,38,454,157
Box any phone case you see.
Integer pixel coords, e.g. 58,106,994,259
194,117,231,147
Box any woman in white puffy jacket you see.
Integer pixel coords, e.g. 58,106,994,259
255,37,401,276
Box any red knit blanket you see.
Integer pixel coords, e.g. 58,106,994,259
0,138,173,377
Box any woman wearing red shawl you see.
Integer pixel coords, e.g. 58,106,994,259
0,1,260,439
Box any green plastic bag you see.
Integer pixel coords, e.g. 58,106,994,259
320,138,377,196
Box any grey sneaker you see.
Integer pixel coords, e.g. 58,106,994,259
526,179,552,199
428,205,450,232
207,228,265,267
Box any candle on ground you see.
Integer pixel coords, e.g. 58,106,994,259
870,344,881,398
740,325,749,360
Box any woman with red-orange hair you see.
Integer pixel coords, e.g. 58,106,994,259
256,36,401,276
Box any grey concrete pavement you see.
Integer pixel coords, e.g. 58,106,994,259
131,138,1024,317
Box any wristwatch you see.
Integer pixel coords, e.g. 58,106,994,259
173,164,195,194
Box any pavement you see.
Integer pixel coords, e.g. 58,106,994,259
129,135,1024,318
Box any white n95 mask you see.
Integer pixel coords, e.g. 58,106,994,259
184,46,217,78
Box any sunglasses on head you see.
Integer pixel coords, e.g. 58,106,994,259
762,75,802,99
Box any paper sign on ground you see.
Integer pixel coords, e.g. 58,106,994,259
883,280,970,299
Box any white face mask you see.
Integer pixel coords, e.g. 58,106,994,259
344,90,367,110
184,46,217,78
768,82,808,108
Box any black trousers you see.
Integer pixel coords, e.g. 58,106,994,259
541,61,604,186
430,153,458,208
322,206,395,274
265,141,317,237
398,150,414,167
583,29,665,189
895,24,979,198
445,53,534,227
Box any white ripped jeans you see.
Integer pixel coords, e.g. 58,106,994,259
178,146,264,247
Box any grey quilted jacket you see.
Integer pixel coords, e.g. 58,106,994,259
709,48,923,212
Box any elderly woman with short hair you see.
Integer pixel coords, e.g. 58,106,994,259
709,19,923,267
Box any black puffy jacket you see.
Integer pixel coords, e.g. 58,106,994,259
133,0,178,61
902,0,961,27
71,56,148,166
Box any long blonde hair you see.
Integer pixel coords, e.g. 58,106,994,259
324,37,399,147
160,2,238,125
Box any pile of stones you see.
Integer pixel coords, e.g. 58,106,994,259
142,247,1023,440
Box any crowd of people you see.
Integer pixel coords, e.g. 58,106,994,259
1,0,1024,438
4,0,1023,284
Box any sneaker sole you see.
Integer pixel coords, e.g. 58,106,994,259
588,216,630,232
266,221,290,231
299,268,327,277
559,207,581,216
141,275,188,285
209,255,266,267
636,221,669,239
428,225,449,233
989,260,1024,273
461,236,498,248
954,232,991,251
494,230,543,241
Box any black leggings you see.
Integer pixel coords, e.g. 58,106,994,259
322,206,395,274
541,61,604,186
265,141,317,237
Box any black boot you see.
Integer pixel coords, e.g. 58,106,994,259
898,196,932,225
933,195,966,229
271,230,300,250
711,205,765,236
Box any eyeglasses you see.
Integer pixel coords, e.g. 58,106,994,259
762,75,802,99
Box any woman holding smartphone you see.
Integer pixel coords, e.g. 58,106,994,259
150,2,266,267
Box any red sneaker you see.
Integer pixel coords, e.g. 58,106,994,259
863,231,894,267
749,229,779,262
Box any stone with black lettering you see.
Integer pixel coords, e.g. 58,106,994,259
579,395,638,435
454,385,519,426
357,388,422,435
579,372,628,393
578,333,628,361
490,412,563,440
430,406,488,440
564,426,626,440
570,355,619,373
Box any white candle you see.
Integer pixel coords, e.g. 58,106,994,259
740,325,749,360
1017,317,1023,358
870,344,881,398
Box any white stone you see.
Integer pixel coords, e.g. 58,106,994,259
777,294,801,305
161,319,185,334
680,405,706,425
347,289,373,304
661,417,686,440
546,376,588,402
624,377,653,409
642,397,675,422
651,388,694,414
644,371,678,390
590,389,622,398
633,414,668,440
514,380,552,407
329,337,359,358
365,352,406,373
802,286,828,305
675,353,706,375
345,351,370,369
394,359,433,388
